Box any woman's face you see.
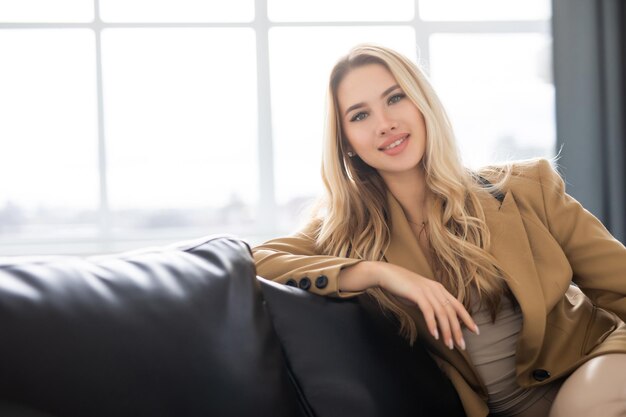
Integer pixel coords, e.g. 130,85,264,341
337,64,427,177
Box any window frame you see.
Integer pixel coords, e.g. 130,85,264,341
0,0,552,255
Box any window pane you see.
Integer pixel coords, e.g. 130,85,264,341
0,0,93,22
269,27,417,229
429,34,555,168
420,0,551,21
269,0,413,22
100,0,254,23
102,28,258,237
0,29,99,244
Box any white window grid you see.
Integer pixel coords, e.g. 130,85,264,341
0,0,551,255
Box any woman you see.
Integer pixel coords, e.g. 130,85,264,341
253,44,626,417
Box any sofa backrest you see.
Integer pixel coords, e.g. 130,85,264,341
260,278,466,417
0,236,465,417
0,236,302,417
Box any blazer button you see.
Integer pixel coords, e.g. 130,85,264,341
299,277,311,291
315,275,328,289
285,279,297,287
532,369,551,382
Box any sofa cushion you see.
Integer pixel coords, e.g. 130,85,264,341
259,278,466,417
0,236,302,417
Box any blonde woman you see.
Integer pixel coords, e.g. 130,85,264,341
253,44,626,417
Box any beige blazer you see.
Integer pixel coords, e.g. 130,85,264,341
253,158,626,417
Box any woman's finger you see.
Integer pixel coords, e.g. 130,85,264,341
442,297,466,350
428,293,455,350
451,297,479,335
440,296,465,350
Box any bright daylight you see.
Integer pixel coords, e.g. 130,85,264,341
1,1,625,416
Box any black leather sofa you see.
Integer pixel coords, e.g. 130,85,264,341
0,236,465,417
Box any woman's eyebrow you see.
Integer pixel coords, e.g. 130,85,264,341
344,84,401,116
380,84,401,98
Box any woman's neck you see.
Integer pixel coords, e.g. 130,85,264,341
380,165,428,224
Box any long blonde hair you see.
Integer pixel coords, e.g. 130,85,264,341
308,44,516,343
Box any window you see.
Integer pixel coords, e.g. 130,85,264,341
0,0,553,255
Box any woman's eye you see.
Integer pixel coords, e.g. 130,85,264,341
351,112,368,122
388,93,405,104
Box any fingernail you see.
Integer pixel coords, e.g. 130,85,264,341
474,325,480,335
448,339,454,350
459,339,466,350
434,329,439,340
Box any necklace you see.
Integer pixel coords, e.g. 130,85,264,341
407,219,426,227
407,219,428,237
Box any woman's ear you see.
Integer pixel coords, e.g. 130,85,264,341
343,144,355,158
341,138,354,157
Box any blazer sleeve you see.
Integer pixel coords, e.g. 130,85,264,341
538,159,626,321
252,226,364,298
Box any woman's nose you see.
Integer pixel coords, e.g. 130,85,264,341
376,112,397,136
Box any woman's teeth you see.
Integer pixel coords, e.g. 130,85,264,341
383,136,407,150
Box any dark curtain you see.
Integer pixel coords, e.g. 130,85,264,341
552,0,626,243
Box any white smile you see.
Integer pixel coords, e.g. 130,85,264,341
382,135,408,150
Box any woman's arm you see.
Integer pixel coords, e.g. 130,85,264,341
255,225,478,348
340,261,478,349
537,159,626,321
253,230,364,298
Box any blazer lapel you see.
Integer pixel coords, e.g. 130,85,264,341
481,189,547,376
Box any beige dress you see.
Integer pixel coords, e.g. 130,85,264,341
462,292,563,417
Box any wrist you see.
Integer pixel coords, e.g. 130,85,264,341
365,261,384,287
338,260,382,292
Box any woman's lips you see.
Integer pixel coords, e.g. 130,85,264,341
380,134,409,156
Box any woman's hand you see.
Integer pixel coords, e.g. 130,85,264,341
339,261,479,350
